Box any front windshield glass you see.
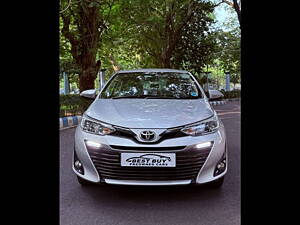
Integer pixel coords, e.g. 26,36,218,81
100,72,202,99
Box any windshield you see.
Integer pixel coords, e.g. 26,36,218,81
100,72,202,99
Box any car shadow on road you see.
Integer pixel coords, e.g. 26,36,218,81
79,182,226,206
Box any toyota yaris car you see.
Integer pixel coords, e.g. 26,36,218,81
73,69,227,187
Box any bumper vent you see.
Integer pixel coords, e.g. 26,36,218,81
87,145,211,182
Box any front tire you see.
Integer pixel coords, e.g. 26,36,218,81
208,176,224,188
77,176,92,186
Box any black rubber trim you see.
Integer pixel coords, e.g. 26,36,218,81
109,145,186,151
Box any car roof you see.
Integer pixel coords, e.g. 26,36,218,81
116,68,189,74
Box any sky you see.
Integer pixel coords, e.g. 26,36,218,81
213,3,238,30
215,5,228,24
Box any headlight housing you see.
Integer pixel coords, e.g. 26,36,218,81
80,114,116,136
181,114,219,136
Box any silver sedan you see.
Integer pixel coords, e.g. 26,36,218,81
73,69,227,187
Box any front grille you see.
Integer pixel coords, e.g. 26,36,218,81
110,126,188,144
87,145,211,182
110,127,137,141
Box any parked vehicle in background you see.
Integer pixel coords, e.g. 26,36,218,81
208,89,224,100
73,69,227,188
70,89,80,95
60,88,80,95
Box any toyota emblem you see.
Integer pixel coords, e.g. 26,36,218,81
139,130,156,141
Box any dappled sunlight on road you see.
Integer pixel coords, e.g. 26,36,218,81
214,102,240,120
217,111,240,116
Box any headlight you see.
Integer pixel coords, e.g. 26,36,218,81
181,114,219,136
80,114,116,136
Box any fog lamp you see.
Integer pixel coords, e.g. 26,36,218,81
214,152,227,177
217,162,225,169
74,160,82,169
73,149,84,175
74,160,84,174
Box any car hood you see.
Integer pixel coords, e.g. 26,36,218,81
86,99,214,128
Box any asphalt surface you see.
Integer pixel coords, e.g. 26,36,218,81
60,101,240,225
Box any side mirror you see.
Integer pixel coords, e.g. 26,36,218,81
80,89,96,99
208,89,224,100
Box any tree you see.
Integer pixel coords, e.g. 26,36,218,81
119,0,215,68
219,28,240,70
60,0,114,91
212,26,240,88
59,0,238,89
172,4,217,73
230,73,240,89
97,2,152,74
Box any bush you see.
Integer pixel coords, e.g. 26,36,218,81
60,95,93,117
220,89,241,99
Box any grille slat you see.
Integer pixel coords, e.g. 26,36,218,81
88,146,211,181
91,157,119,162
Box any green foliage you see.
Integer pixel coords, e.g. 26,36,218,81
59,0,241,90
172,2,216,73
230,73,240,86
220,89,240,99
60,95,93,117
115,0,216,69
214,27,240,75
193,73,215,86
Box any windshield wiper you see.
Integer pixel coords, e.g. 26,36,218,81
111,95,149,99
111,95,176,99
144,96,178,99
111,95,199,99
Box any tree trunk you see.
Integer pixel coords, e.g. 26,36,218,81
78,52,100,91
232,0,241,28
61,1,103,92
77,4,101,92
161,51,172,68
79,70,97,90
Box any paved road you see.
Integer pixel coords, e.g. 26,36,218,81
60,101,240,225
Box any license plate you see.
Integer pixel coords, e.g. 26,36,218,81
121,153,176,167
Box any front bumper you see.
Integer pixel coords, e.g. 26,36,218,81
73,122,227,186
